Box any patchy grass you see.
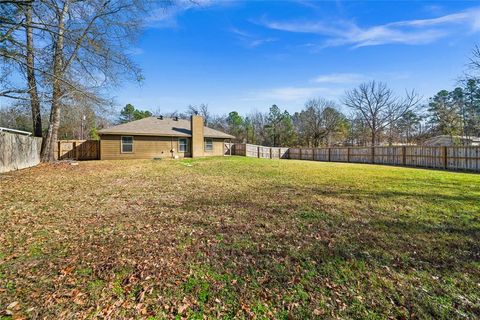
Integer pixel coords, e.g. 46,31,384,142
0,156,479,319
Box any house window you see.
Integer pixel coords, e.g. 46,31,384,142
178,138,188,152
205,138,213,151
121,136,133,153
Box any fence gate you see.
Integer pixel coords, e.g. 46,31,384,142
224,140,232,156
57,140,100,160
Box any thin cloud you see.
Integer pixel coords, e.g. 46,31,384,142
243,86,345,102
244,71,413,103
259,6,480,48
229,27,277,48
147,0,217,28
312,73,366,84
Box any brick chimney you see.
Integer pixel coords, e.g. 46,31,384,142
191,115,204,157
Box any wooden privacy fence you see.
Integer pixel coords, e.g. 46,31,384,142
57,140,100,160
233,143,289,159
1,131,42,173
232,143,480,172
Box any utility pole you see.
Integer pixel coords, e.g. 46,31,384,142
81,115,86,139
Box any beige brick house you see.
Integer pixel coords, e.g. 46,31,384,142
98,115,234,160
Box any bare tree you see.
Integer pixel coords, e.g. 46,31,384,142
0,1,44,136
38,0,147,161
343,81,421,146
470,44,480,76
186,103,210,124
24,1,42,137
294,98,346,147
244,110,267,145
209,113,228,132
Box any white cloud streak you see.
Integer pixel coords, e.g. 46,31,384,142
260,6,480,48
243,86,345,103
147,0,217,28
230,27,277,48
312,73,366,84
243,71,412,104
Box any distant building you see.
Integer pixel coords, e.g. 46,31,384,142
423,135,480,146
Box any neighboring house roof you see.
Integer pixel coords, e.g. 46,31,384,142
98,117,235,139
423,135,480,146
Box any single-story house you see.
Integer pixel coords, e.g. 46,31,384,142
98,115,235,160
423,135,480,146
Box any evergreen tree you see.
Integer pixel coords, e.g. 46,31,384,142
463,79,480,137
265,105,296,146
396,110,422,143
226,111,245,141
119,104,152,124
265,105,284,146
428,90,463,137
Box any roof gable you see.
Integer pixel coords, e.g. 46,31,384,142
98,117,235,139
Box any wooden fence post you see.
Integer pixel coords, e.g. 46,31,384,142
402,146,406,166
73,141,78,160
270,148,273,159
299,148,302,160
347,148,350,163
444,146,448,169
328,148,331,162
58,141,61,160
371,146,375,164
258,146,260,158
312,148,315,160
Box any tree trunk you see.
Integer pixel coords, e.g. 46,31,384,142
25,3,42,138
371,131,376,146
41,1,69,162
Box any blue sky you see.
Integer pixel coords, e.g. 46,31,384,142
113,0,480,115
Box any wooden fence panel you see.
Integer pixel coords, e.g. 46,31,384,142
349,147,372,163
232,143,246,156
405,146,444,169
374,147,404,165
447,146,480,171
58,140,100,160
231,144,291,160
330,148,348,162
246,144,258,157
270,147,279,159
299,148,313,160
288,148,300,160
314,148,329,161
258,146,271,159
1,131,42,173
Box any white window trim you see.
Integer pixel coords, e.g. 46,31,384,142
178,138,188,153
204,138,213,152
121,136,134,153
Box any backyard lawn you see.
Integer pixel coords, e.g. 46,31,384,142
0,157,479,319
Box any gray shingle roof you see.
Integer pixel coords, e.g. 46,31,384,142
98,117,235,139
